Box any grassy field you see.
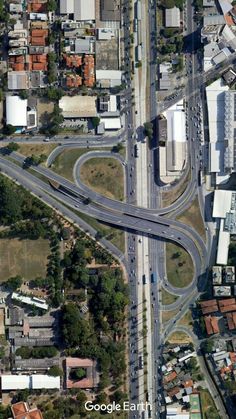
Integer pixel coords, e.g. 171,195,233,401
166,242,194,288
80,157,124,201
177,310,193,327
162,170,190,207
17,143,57,158
177,197,206,240
37,99,54,127
162,309,179,323
76,210,125,253
161,288,179,305
167,331,192,344
0,238,50,281
200,389,221,419
51,148,94,181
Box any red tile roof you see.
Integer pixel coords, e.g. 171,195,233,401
66,75,82,87
204,315,220,335
200,300,217,308
31,37,46,46
226,312,236,329
64,54,82,68
201,305,218,315
167,386,180,397
11,403,28,417
11,402,43,419
183,379,193,388
224,14,234,25
218,298,235,307
230,352,236,363
220,304,236,313
66,357,94,368
163,371,177,384
83,54,95,87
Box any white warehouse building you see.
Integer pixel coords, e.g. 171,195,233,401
213,190,236,264
60,0,95,20
1,374,60,391
165,100,186,173
6,95,27,128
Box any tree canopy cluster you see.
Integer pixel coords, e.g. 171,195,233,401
0,0,9,22
158,35,183,55
41,104,64,136
4,275,22,291
47,52,57,84
44,87,63,101
144,122,153,139
161,0,184,10
15,346,58,359
228,242,236,265
0,176,52,227
61,239,129,386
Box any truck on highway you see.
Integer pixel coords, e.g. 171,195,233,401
136,44,142,62
136,0,141,20
151,272,157,283
133,18,138,32
131,60,135,74
134,143,139,158
198,169,203,186
142,274,147,284
139,355,144,369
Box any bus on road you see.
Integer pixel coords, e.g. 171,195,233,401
151,272,157,283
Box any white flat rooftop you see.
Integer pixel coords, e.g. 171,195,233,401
213,190,232,218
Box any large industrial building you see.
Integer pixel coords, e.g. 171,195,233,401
6,95,28,128
60,0,95,20
1,374,60,391
100,0,120,22
224,90,236,175
6,95,37,132
213,190,236,264
206,78,229,185
96,70,122,88
59,95,97,118
165,101,186,173
159,100,186,181
165,7,180,28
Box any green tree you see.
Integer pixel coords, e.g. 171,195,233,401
0,178,23,223
91,117,100,128
224,380,236,394
112,142,124,153
95,231,104,240
96,392,107,404
5,275,22,291
45,87,63,101
3,124,16,136
187,357,198,372
70,367,86,380
47,0,57,11
76,390,87,404
201,339,214,353
62,303,90,348
162,28,178,37
161,0,175,8
112,390,128,404
48,366,63,377
144,122,153,139
19,90,28,100
6,142,19,152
